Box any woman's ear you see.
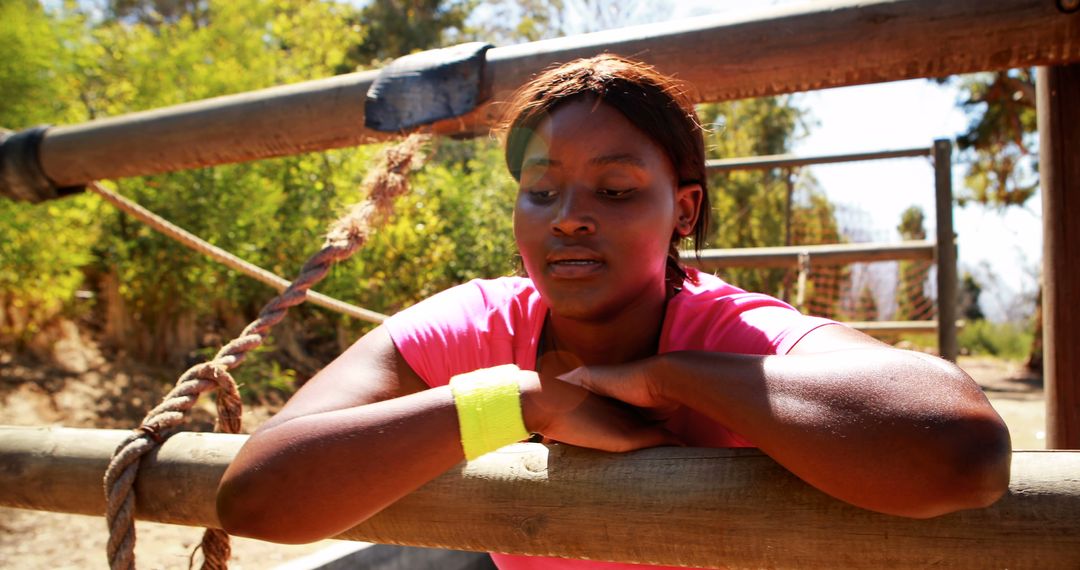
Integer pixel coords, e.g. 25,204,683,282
674,183,703,237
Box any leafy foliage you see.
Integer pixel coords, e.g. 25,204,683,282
953,70,1038,209
958,319,1032,361
958,272,985,322
348,0,476,65
2,0,846,397
0,1,101,342
702,97,848,314
949,69,1041,369
895,205,931,321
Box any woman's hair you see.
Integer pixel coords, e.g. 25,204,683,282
498,54,710,287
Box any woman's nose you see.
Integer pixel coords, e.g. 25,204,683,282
551,190,596,236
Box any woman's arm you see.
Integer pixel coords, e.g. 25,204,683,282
558,325,1012,518
217,325,675,543
216,325,464,543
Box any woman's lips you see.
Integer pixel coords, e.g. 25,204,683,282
548,258,604,279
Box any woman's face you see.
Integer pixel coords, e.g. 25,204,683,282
513,98,701,321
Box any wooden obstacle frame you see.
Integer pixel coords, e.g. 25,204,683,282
1,1,1079,567
2,427,1079,569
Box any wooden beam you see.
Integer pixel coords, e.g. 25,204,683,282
685,240,935,270
849,320,965,334
22,0,1080,188
706,147,931,172
1037,63,1080,450
1,426,1078,569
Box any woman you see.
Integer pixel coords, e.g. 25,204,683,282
217,55,1011,568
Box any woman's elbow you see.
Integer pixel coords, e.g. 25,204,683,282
216,467,329,544
216,474,280,542
916,412,1012,518
953,415,1012,507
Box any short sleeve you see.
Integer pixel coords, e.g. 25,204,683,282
383,278,545,388
661,271,841,356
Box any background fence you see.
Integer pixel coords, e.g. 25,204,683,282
685,141,958,359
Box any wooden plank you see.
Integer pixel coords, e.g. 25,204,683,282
706,147,930,172
1037,63,1080,450
849,320,965,334
685,240,935,270
1,426,1078,569
28,0,1080,187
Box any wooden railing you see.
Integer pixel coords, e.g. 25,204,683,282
2,427,1077,569
694,143,959,359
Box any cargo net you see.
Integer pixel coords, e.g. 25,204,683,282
716,258,937,323
800,258,937,322
711,209,938,325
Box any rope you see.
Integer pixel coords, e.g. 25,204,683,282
102,134,429,570
86,182,388,324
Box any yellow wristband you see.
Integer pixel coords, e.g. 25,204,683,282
449,364,530,461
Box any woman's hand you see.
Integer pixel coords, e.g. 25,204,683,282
518,369,680,453
555,357,681,421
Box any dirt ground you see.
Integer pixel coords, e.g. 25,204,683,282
0,345,339,570
0,345,1046,569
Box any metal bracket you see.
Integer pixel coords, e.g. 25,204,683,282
364,42,493,132
0,126,84,203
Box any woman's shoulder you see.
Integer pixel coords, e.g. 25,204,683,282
390,275,537,317
382,276,547,387
665,268,837,355
678,267,772,307
679,267,797,312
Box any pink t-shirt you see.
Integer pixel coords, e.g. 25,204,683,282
384,269,837,570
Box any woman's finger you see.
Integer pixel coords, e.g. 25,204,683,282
557,365,658,409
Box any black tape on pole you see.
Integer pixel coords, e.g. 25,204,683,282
0,126,84,203
365,42,493,132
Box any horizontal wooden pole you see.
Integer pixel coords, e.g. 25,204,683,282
849,320,966,334
1,426,1078,569
706,147,931,172
684,240,935,270
26,0,1080,187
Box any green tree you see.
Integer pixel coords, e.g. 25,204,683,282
953,69,1038,208
854,284,879,322
958,272,985,322
107,0,210,27
3,0,846,395
0,1,102,343
2,0,521,388
702,97,848,316
347,0,475,65
950,69,1040,368
895,205,932,321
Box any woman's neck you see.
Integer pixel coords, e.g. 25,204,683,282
542,294,667,368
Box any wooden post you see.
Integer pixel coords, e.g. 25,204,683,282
2,426,1079,569
1037,64,1080,450
934,139,959,362
0,0,1074,190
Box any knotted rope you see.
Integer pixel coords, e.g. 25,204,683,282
103,134,428,570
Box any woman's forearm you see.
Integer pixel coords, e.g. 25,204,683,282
655,348,1012,518
217,386,464,543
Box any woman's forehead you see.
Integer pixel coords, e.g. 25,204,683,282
522,100,671,169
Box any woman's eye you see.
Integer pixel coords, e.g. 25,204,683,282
526,188,556,202
598,187,635,198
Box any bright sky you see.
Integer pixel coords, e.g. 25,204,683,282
653,0,1043,322
794,81,1042,322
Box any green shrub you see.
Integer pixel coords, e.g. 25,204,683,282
958,320,1033,360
